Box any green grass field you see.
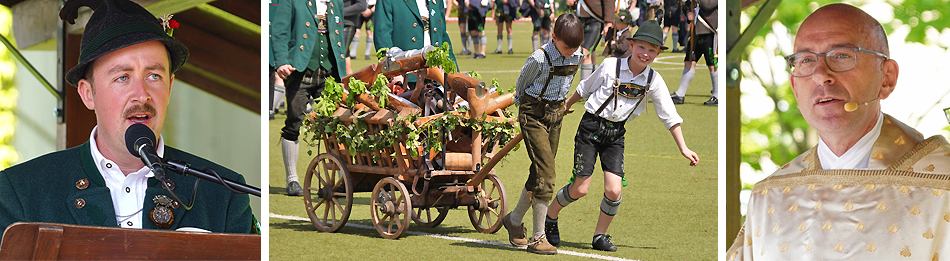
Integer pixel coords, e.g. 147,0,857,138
268,21,717,260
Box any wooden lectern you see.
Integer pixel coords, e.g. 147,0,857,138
0,222,260,260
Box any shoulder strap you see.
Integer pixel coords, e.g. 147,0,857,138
538,48,554,100
646,68,654,86
594,58,622,115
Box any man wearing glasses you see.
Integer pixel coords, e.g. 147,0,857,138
727,4,950,260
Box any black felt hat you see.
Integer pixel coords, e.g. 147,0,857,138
627,20,669,50
60,0,189,86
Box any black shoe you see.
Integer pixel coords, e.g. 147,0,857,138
671,95,685,104
269,113,275,120
458,50,472,56
704,96,718,105
592,234,617,251
493,50,503,54
365,54,371,60
287,181,303,196
474,54,487,59
672,48,684,53
545,219,560,246
508,49,514,54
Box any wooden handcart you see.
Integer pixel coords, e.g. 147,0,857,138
302,49,525,239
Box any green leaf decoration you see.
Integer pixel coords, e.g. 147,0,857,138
425,43,457,74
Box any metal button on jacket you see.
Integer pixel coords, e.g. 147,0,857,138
164,180,175,190
306,22,311,27
337,42,341,47
413,23,417,27
75,179,89,190
335,30,339,34
75,198,85,209
340,54,345,58
300,45,305,50
412,37,416,42
309,1,313,6
303,34,308,39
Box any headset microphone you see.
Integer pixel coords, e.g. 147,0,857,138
844,98,879,112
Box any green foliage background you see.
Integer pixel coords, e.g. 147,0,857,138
0,5,18,169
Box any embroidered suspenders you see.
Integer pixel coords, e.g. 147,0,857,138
595,57,653,117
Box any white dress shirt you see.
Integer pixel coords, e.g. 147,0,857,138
615,27,629,42
816,112,884,170
88,126,165,229
316,0,329,16
576,57,683,128
415,0,431,45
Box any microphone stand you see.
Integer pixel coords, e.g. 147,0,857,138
162,160,262,197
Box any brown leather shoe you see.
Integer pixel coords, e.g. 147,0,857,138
502,213,528,247
527,235,557,255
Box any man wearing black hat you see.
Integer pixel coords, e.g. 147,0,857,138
272,0,348,196
543,20,699,251
0,0,254,236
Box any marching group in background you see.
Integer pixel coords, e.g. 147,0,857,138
268,0,715,254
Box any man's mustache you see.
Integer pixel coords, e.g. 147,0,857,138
122,103,157,118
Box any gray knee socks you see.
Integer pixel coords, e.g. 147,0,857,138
675,68,695,97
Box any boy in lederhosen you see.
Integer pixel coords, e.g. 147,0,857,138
520,0,554,50
543,20,699,251
492,0,519,54
501,13,583,255
467,0,492,58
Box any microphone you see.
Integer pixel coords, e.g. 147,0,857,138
843,98,880,112
125,123,165,181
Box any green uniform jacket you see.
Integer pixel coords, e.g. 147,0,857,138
269,0,279,67
374,0,458,72
0,142,254,238
272,0,347,80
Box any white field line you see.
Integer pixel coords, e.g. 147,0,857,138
476,56,710,74
270,212,639,261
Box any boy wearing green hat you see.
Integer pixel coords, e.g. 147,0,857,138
543,20,699,251
601,10,635,58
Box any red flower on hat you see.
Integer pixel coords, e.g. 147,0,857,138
159,14,178,37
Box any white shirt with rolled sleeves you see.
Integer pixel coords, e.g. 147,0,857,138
576,57,683,128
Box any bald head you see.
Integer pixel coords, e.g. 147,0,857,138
789,3,900,154
796,3,889,56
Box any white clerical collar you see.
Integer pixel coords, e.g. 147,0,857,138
816,112,884,170
89,125,165,177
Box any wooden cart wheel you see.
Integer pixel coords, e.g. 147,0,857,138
412,206,450,227
467,175,507,233
303,153,353,233
371,177,412,239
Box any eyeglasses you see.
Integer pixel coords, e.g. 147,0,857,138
785,47,888,77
